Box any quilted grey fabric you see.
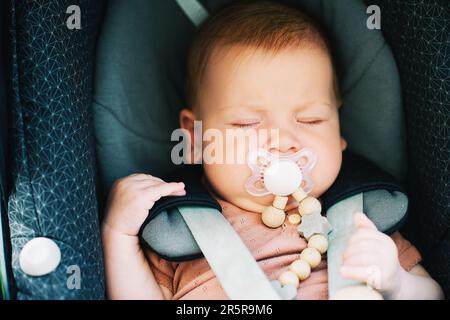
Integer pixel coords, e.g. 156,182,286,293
7,0,105,299
369,0,450,297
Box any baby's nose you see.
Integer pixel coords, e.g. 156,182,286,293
268,132,300,155
268,145,299,156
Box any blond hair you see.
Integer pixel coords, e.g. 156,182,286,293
186,0,340,108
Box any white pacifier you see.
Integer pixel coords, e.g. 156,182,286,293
245,147,323,229
245,148,317,197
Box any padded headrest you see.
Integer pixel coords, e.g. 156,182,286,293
94,0,406,197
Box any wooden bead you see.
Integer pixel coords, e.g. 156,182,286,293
300,247,321,268
261,206,286,228
288,214,301,225
307,234,328,254
298,196,321,216
272,196,288,210
292,188,307,203
289,259,311,280
270,280,297,300
278,270,300,288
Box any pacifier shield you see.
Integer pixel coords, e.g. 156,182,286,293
245,148,317,197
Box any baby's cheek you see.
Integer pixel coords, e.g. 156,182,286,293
204,163,248,197
309,145,342,197
204,162,274,212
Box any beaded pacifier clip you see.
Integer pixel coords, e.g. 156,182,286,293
245,148,332,299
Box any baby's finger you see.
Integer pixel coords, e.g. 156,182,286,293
145,182,186,201
353,212,378,231
347,228,384,246
343,239,381,260
340,265,376,284
127,173,142,177
132,174,165,183
170,189,187,196
342,252,380,268
135,179,167,189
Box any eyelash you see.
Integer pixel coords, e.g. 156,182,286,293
299,120,323,126
231,122,260,128
231,120,323,127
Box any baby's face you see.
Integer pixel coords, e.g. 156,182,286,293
180,45,346,212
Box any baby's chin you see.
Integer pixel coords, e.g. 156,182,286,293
220,184,332,213
226,196,268,213
220,194,299,213
203,173,333,213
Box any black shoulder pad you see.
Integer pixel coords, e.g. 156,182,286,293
322,150,409,234
145,165,221,221
138,165,221,261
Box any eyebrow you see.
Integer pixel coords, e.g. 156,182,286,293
295,100,334,109
217,104,267,112
218,101,333,112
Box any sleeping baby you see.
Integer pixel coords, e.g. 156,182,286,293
101,1,443,300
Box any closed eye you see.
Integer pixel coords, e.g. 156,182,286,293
230,121,260,128
298,119,324,125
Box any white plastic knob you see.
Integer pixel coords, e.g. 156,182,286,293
19,237,61,277
263,160,302,196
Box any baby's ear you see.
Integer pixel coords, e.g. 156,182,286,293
179,109,198,163
179,108,196,133
340,137,348,151
179,108,196,151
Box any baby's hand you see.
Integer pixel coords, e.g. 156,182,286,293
340,212,402,295
103,174,185,236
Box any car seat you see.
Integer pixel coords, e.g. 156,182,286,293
0,0,448,299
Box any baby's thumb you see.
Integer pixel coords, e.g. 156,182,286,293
353,212,377,230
